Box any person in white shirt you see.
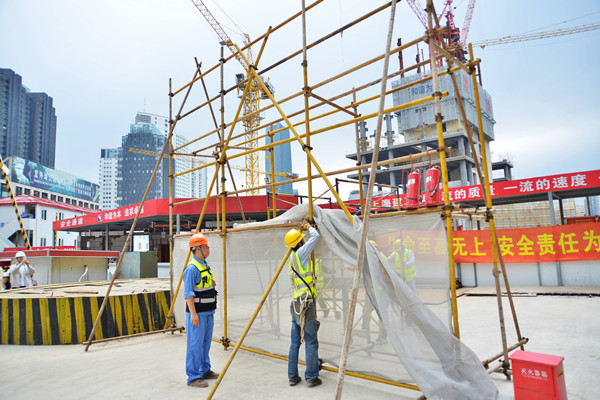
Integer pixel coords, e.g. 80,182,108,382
1,271,11,290
8,251,36,288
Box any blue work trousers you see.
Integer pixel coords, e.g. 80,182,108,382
288,300,319,381
186,310,214,384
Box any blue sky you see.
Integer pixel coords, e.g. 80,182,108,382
1,0,598,199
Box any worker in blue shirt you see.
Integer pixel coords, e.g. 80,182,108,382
184,233,219,388
285,220,322,387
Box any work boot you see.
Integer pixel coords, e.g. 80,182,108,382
188,378,208,388
289,376,302,386
307,377,322,387
203,371,220,380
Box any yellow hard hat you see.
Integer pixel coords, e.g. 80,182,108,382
285,229,305,248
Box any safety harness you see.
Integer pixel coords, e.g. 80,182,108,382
289,251,317,343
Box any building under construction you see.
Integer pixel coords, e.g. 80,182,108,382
347,68,495,192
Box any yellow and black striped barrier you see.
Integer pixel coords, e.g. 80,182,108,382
0,291,171,345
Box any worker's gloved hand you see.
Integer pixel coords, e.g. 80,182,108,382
299,220,311,231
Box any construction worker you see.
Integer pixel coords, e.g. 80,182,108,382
389,238,416,292
8,251,35,288
285,220,322,388
2,271,11,290
184,233,219,388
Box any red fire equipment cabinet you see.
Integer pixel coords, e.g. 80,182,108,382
509,350,567,400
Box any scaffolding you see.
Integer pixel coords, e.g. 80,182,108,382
83,1,527,398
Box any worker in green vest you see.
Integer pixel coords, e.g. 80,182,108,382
184,233,219,388
389,238,416,292
285,220,321,388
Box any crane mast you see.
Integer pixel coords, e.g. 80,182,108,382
190,0,267,195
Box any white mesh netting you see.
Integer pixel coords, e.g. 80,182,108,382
172,203,501,399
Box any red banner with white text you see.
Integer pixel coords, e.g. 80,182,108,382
453,222,600,263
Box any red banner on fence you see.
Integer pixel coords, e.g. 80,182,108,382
453,222,600,263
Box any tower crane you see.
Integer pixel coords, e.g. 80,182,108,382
406,0,476,61
190,1,274,196
471,22,600,48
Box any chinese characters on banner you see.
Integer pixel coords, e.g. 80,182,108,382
453,222,600,263
371,223,600,264
373,230,448,261
57,205,145,230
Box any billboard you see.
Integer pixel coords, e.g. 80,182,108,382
9,157,99,203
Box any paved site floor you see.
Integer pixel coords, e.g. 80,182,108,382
1,294,598,400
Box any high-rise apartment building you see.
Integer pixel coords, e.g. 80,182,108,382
265,122,296,195
135,112,169,135
0,68,57,168
99,148,121,210
191,166,207,199
101,113,207,208
134,112,206,200
171,134,207,199
117,123,169,207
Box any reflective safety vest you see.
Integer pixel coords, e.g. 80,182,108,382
289,251,317,299
185,258,218,313
391,249,416,283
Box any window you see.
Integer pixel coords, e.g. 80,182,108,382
16,186,22,195
58,238,63,246
33,191,40,197
57,196,63,202
24,188,30,195
41,210,47,220
51,194,56,201
40,238,46,246
41,192,48,199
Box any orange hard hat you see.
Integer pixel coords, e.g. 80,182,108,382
189,233,208,248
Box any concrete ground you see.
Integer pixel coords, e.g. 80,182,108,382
1,294,598,400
